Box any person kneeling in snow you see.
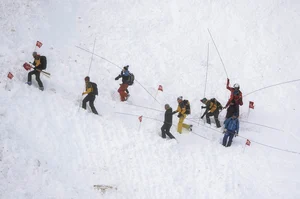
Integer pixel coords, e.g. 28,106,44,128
222,113,239,147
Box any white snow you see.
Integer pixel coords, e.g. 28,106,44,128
1,0,300,198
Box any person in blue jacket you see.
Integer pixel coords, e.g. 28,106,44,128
222,112,239,147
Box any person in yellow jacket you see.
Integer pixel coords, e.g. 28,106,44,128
200,98,221,128
82,76,98,115
172,96,193,133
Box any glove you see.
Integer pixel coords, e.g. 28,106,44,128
115,77,119,80
177,113,182,118
201,106,206,109
234,132,238,137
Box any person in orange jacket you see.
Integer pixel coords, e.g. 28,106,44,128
224,78,243,118
172,96,192,133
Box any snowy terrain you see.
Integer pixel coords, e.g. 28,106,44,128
1,0,300,198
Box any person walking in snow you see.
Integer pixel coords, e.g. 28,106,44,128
172,96,192,134
82,76,98,115
200,97,221,128
161,104,176,139
224,78,243,117
26,51,46,91
115,65,130,101
222,113,239,147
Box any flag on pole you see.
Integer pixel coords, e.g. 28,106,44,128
158,85,163,91
138,116,143,122
249,101,254,109
23,62,32,71
36,41,43,48
246,139,251,146
7,72,14,79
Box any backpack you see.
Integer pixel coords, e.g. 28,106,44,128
127,72,135,85
40,56,47,70
183,100,191,115
211,98,223,110
226,118,239,132
90,82,98,95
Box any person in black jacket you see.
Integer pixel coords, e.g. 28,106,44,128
27,51,46,91
161,104,175,139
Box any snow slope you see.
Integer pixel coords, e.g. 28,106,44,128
1,0,300,198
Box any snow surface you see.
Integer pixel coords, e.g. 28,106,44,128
1,0,300,198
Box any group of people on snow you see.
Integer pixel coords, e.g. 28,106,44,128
161,78,242,147
25,51,241,147
25,52,134,116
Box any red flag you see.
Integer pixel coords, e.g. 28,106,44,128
138,116,143,122
7,72,14,79
36,41,43,48
23,62,32,71
246,139,251,146
249,101,254,109
158,85,163,91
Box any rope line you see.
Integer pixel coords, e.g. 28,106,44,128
239,120,283,132
244,78,300,97
88,38,97,75
207,29,229,78
115,110,300,155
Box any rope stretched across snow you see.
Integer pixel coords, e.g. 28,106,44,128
115,109,300,155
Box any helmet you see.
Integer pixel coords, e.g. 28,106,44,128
201,97,207,103
233,83,240,89
84,76,90,81
177,96,183,101
123,65,129,70
32,51,38,57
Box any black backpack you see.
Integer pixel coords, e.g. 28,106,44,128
183,100,191,114
90,82,98,95
211,98,222,110
127,72,135,86
40,56,47,70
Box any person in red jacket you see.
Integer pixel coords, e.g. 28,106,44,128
224,78,243,118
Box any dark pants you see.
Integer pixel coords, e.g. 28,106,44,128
161,123,175,139
206,109,221,128
28,70,43,87
226,104,239,119
222,131,235,147
82,94,98,115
